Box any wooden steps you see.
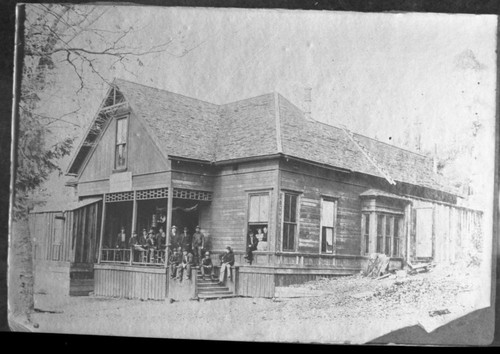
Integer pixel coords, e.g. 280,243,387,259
196,271,235,299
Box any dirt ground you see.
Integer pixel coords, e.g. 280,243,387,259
21,262,487,344
7,219,489,344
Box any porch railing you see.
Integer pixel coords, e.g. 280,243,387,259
100,248,167,266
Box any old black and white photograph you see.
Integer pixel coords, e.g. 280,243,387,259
7,4,497,345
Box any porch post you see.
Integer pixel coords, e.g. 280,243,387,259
165,184,174,268
97,194,107,264
130,191,137,265
405,204,411,260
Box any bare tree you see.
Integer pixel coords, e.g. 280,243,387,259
11,4,200,323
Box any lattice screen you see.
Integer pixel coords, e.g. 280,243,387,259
105,188,211,202
105,191,134,202
136,188,169,200
173,188,212,201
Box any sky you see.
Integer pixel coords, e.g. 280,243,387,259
30,5,497,210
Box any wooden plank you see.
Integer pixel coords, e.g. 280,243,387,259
97,196,107,264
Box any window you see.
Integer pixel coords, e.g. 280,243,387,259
363,214,370,254
376,215,384,253
248,193,269,243
321,199,337,254
282,193,298,251
54,216,65,245
385,216,392,255
115,117,128,169
369,214,402,257
393,217,401,257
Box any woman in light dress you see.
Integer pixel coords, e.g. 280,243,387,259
256,227,267,251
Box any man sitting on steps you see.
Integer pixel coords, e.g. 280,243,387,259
200,251,214,280
168,247,182,279
177,249,194,280
217,246,235,285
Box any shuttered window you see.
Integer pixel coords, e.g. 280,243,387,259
248,194,269,223
321,199,337,254
248,193,270,243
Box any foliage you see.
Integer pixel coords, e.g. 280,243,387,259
14,4,191,219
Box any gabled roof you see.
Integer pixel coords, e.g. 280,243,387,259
115,79,220,162
68,79,454,195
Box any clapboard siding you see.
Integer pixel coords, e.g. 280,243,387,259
79,118,116,182
280,160,366,256
171,161,215,191
78,180,109,197
209,160,279,252
127,113,169,175
408,198,482,264
238,272,275,298
30,212,73,262
30,201,102,275
132,172,169,190
80,112,168,183
94,264,166,300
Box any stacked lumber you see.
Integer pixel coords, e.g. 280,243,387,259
363,253,390,278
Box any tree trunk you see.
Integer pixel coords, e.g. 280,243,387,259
8,218,35,327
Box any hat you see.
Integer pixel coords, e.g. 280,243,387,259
196,225,200,229
226,246,232,251
171,225,177,229
205,251,210,255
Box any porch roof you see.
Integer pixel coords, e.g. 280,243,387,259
359,189,412,201
31,197,102,213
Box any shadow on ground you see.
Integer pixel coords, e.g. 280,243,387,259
370,301,496,346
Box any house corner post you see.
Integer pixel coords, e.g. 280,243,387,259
97,194,107,264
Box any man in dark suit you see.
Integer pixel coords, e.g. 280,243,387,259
180,226,192,253
177,249,194,280
156,227,166,249
168,247,182,279
244,229,258,264
218,246,235,285
200,251,214,280
128,231,140,262
191,225,205,265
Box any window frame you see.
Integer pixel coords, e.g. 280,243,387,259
281,191,300,252
393,216,402,257
319,197,338,254
362,213,370,255
246,190,272,244
363,212,403,257
114,115,129,171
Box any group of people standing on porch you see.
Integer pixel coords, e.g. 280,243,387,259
111,224,267,286
112,224,205,264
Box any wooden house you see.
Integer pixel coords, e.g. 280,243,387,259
29,79,483,300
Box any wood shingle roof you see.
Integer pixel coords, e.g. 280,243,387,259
71,79,453,194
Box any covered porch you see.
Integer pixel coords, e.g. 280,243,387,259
93,186,213,300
